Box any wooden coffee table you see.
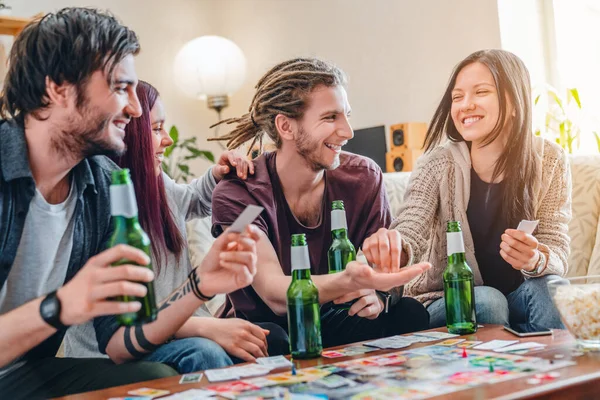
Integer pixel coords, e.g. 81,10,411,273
55,325,600,399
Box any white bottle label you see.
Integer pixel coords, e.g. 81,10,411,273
447,232,465,256
331,209,348,231
291,246,310,270
110,184,138,218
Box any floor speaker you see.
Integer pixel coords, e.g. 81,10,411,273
389,122,427,151
386,149,423,172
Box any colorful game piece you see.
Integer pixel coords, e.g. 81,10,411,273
489,361,494,373
462,348,467,358
291,364,297,376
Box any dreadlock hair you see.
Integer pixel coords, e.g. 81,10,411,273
210,57,347,153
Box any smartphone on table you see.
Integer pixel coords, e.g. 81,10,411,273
503,325,553,337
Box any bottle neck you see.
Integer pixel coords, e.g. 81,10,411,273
446,231,465,256
331,228,349,240
292,269,312,281
291,245,311,273
448,252,466,264
112,215,142,230
110,183,138,219
331,209,348,231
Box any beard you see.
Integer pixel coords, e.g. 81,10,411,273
51,99,127,160
295,127,340,172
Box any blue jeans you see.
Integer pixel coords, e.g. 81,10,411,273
142,337,232,374
427,275,565,332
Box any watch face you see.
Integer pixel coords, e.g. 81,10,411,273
43,301,57,315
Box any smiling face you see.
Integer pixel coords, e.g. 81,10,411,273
149,97,173,177
293,84,353,171
450,62,502,146
58,54,142,158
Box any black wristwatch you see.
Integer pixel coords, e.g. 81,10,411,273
40,290,68,330
376,290,392,314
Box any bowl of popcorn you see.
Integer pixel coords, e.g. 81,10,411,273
548,275,600,350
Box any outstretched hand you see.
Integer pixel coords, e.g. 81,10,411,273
345,260,431,292
196,225,261,297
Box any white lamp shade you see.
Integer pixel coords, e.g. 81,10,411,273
173,35,247,99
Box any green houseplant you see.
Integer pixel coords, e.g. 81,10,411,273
533,85,599,154
161,126,215,183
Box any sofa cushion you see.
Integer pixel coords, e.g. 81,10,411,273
567,155,600,277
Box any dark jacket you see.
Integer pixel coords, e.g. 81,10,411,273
0,119,118,360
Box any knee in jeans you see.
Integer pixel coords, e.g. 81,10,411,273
475,287,509,325
180,338,232,369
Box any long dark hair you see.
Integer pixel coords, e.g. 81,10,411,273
1,7,139,125
112,81,184,274
424,49,537,226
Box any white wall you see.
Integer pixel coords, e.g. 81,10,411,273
10,0,502,175
10,0,222,174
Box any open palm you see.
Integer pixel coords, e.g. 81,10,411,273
345,260,431,292
196,225,260,297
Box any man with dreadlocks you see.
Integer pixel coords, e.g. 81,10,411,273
210,58,431,348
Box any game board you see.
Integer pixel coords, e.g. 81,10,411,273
205,344,575,399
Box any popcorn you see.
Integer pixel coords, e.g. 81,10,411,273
552,284,600,341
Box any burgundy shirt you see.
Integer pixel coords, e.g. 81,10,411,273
211,151,392,326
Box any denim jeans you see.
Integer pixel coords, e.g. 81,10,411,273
427,275,565,332
141,322,290,373
142,337,232,374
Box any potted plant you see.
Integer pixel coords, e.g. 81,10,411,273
161,125,214,183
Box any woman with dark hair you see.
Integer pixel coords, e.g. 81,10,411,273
64,81,289,372
367,50,571,332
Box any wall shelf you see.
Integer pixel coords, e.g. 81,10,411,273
0,14,40,36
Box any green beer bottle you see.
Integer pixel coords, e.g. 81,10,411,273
109,169,158,326
286,234,322,359
443,221,477,334
327,200,356,310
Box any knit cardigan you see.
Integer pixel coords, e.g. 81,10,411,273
391,136,572,306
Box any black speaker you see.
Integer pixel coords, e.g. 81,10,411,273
343,125,386,171
392,128,404,147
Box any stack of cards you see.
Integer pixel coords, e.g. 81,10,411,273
256,355,293,369
494,342,546,353
205,363,274,382
322,345,378,358
160,388,216,399
126,387,170,398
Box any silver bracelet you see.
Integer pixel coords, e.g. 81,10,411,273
522,251,545,277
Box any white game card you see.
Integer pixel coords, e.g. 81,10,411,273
517,219,539,235
494,342,546,353
414,331,459,340
205,368,240,382
256,355,293,368
228,205,265,233
473,340,519,350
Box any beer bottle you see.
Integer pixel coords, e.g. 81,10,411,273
443,221,477,334
109,169,158,325
327,200,356,309
286,233,322,359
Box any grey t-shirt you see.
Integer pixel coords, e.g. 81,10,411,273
64,170,216,358
0,180,77,376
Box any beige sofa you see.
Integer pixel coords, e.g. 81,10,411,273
187,154,600,313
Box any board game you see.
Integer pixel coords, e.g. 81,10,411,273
201,344,574,399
